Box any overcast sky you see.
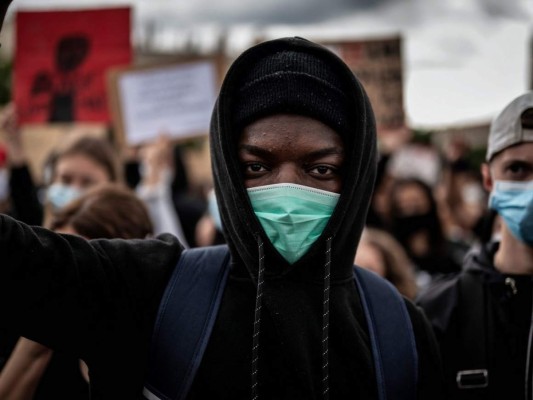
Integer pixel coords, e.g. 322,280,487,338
12,0,390,25
7,0,533,127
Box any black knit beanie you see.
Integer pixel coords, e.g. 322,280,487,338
233,43,354,139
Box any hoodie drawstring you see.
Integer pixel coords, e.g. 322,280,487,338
251,236,265,400
322,237,332,400
251,236,332,400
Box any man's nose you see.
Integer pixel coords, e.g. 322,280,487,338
276,164,302,185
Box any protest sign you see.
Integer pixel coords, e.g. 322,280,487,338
15,7,132,124
324,36,405,134
108,59,219,147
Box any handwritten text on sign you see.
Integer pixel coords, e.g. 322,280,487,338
118,61,217,145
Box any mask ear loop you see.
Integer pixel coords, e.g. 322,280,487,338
322,236,333,400
251,234,265,400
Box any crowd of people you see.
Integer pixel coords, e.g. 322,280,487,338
0,1,532,399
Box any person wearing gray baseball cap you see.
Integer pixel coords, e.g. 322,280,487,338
418,91,533,400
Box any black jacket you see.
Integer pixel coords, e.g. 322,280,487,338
417,242,533,400
8,164,43,226
0,37,444,399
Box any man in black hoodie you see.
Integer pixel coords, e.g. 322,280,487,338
0,37,443,399
418,91,533,400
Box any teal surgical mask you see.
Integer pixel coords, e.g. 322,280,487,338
248,183,340,264
489,180,533,245
47,183,83,210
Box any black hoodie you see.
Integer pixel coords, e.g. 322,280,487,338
193,37,444,399
0,37,443,399
417,242,533,399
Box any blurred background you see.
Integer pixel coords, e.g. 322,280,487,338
0,3,532,395
0,0,531,291
3,0,532,128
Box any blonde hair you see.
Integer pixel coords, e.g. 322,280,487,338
359,227,418,299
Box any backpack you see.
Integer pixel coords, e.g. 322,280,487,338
143,245,418,400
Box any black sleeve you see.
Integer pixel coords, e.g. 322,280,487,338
0,214,182,357
405,299,447,400
0,330,18,371
124,160,141,189
9,164,44,225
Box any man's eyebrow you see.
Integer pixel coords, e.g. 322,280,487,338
239,144,344,158
238,144,273,158
502,159,532,167
305,147,344,159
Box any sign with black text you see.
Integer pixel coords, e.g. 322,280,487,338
109,60,218,146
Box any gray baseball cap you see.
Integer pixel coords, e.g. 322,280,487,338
486,91,533,161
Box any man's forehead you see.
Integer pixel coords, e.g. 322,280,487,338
492,141,533,164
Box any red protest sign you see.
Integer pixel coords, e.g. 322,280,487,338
15,7,132,124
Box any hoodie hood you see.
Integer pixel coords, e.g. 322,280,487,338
210,37,377,282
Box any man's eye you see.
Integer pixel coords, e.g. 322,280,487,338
60,176,72,185
246,163,266,173
509,164,524,173
309,165,336,175
507,162,531,176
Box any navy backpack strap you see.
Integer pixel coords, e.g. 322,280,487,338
353,266,418,400
143,245,231,400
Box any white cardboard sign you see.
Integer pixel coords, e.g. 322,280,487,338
117,61,217,145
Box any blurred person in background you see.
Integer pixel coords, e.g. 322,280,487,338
418,92,533,400
388,178,466,283
43,135,122,219
169,144,207,247
364,153,392,229
0,183,153,400
441,136,488,245
355,227,418,299
0,104,121,226
135,135,189,246
195,188,225,247
0,104,187,242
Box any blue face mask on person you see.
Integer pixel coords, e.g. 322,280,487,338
208,190,223,232
247,183,340,264
47,183,83,210
0,168,9,202
489,180,533,245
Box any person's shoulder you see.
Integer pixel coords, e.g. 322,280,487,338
417,242,495,309
412,271,464,338
416,272,462,308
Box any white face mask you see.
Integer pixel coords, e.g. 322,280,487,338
46,183,83,210
0,169,9,202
